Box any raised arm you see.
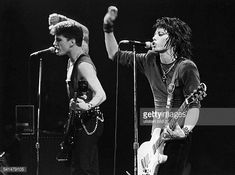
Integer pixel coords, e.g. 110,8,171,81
103,6,119,60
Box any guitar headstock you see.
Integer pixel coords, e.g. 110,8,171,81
186,83,207,105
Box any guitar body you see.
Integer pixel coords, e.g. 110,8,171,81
56,111,76,162
138,129,167,175
56,80,94,162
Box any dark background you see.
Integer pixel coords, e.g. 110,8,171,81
0,0,235,174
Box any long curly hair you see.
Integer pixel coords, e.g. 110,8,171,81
153,17,192,59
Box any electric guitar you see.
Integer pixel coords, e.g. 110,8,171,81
56,92,103,162
137,83,207,175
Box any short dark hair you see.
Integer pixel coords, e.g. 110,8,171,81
50,21,83,46
153,17,192,59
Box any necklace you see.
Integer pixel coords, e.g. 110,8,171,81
160,61,176,83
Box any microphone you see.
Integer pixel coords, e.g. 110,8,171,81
30,47,55,57
119,40,152,49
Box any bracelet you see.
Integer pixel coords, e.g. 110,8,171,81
87,102,93,110
182,127,191,137
103,23,114,33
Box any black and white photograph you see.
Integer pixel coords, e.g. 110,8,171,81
0,0,234,175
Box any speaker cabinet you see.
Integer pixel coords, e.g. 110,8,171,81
15,105,34,135
17,135,70,175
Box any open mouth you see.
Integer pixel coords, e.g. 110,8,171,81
151,42,157,49
54,47,59,53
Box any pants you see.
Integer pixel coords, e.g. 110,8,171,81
71,118,103,175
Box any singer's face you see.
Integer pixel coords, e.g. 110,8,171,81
152,28,170,52
53,35,71,56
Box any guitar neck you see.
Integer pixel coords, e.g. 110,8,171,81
168,101,187,130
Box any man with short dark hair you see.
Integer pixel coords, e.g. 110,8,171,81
49,14,106,175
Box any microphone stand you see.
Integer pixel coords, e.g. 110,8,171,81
132,44,139,175
118,42,139,175
36,57,43,175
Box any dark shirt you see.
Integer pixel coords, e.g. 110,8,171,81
114,50,200,128
67,54,96,102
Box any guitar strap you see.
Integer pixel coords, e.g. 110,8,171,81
165,59,184,117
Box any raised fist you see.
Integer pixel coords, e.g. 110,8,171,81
103,6,118,25
48,13,67,29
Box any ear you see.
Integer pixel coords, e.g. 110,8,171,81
70,38,76,47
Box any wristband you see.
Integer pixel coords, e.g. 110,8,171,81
103,23,114,33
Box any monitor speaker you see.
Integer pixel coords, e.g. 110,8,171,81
17,135,70,175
